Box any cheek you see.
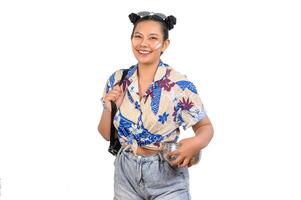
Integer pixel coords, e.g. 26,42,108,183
153,41,162,50
131,39,139,47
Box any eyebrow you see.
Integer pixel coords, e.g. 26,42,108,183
133,32,159,36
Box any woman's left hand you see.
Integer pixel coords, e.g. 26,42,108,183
168,136,202,168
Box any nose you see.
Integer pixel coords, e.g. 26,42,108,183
140,38,149,47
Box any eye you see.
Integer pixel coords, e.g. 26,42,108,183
150,37,158,40
134,35,142,38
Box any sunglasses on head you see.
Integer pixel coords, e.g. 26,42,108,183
137,11,167,20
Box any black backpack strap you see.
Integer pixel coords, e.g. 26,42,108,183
109,69,129,152
119,69,129,86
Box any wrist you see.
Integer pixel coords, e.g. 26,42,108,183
193,134,205,151
101,98,112,112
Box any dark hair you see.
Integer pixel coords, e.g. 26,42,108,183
128,12,177,41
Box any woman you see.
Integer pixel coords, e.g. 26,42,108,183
98,11,214,200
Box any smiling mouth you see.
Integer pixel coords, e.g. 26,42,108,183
137,50,152,55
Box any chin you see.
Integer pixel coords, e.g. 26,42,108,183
136,55,159,65
138,58,151,64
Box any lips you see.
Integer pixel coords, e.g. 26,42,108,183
137,49,152,55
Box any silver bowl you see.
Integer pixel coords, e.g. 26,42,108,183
162,142,202,165
162,142,180,162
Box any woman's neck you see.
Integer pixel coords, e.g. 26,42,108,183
138,60,160,80
137,60,160,81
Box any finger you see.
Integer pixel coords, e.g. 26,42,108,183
169,155,184,167
113,85,122,92
167,149,180,157
108,91,122,100
106,93,118,102
120,90,126,98
188,160,193,168
178,158,190,168
103,95,113,102
110,90,121,96
118,85,125,94
113,89,124,98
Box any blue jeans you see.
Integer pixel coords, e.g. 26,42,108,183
113,148,191,200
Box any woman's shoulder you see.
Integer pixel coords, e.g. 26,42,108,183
166,65,200,95
107,68,125,78
166,65,191,82
106,67,130,83
107,63,137,80
103,68,127,93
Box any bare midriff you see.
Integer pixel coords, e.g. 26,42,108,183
135,146,161,156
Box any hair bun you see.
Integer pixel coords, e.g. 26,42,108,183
164,15,177,30
128,13,141,24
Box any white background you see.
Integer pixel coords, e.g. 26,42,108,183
1,0,301,199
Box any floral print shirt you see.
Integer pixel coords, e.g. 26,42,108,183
101,60,207,154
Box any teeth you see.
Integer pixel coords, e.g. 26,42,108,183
139,50,150,54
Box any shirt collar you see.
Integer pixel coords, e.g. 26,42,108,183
126,59,169,102
126,59,168,83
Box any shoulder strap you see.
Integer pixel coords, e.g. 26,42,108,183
109,69,129,146
119,69,129,86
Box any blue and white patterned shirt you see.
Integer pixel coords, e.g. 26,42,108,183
102,60,207,154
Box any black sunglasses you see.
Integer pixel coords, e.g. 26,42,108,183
137,11,167,20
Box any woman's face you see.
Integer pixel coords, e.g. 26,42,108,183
131,20,169,66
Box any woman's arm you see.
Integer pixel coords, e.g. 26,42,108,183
168,115,214,167
98,105,112,141
192,115,214,150
98,85,125,141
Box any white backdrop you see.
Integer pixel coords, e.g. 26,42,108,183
1,0,301,199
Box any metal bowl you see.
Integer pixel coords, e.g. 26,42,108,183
162,142,180,162
162,142,202,165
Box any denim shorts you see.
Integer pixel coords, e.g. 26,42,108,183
113,148,191,200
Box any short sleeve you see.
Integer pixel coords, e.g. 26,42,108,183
100,69,123,101
176,81,207,130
